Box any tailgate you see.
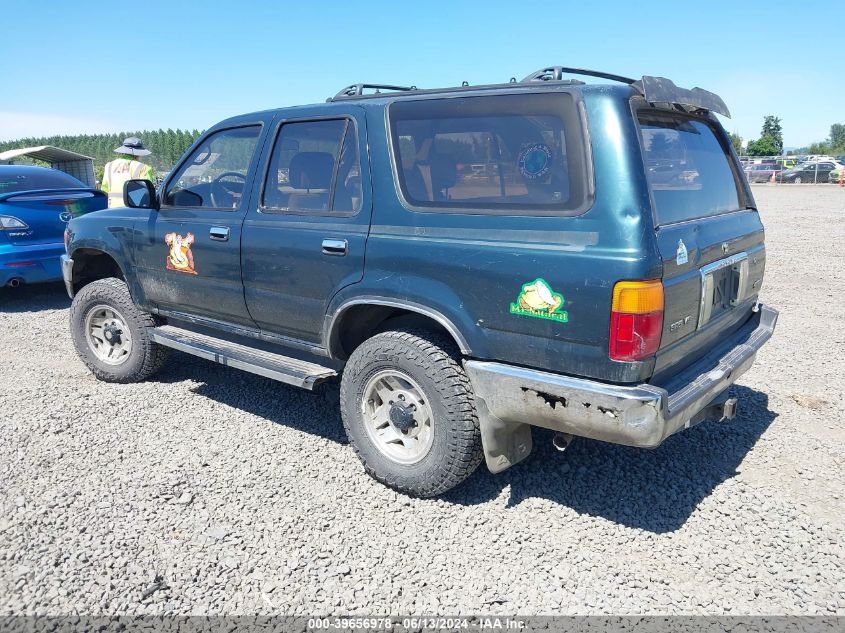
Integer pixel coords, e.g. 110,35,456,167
0,188,107,246
654,212,766,380
637,109,765,381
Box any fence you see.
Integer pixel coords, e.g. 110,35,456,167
739,155,844,185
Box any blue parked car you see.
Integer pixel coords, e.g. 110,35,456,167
0,165,107,288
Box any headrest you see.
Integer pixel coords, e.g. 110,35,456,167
289,152,334,189
428,152,457,190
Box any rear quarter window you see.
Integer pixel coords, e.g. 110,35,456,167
638,111,743,226
388,92,591,215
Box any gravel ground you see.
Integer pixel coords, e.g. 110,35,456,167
0,185,843,616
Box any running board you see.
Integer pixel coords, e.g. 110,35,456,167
150,325,337,389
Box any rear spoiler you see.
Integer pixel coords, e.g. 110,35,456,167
521,68,730,118
633,76,731,118
0,188,105,204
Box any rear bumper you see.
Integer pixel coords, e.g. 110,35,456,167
465,304,778,472
0,242,64,286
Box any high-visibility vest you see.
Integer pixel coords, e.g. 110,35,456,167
102,158,153,207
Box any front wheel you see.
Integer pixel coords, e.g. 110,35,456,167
69,278,169,383
794,176,802,184
340,328,483,497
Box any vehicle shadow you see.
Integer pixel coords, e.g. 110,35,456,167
444,384,777,533
153,354,776,532
153,351,348,444
0,282,70,312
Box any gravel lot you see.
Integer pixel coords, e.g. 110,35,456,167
1,185,843,617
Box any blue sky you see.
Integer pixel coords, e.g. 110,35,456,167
1,1,841,149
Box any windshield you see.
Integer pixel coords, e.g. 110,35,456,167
0,168,85,194
0,168,85,195
638,112,743,225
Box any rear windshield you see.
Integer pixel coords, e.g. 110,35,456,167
388,92,590,214
638,112,742,225
0,169,85,194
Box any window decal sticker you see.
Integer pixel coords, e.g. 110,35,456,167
517,143,553,180
510,278,569,323
165,232,198,275
676,239,689,265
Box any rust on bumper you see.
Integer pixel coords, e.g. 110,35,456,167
465,304,778,473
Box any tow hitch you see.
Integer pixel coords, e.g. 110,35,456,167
722,397,738,420
686,391,738,429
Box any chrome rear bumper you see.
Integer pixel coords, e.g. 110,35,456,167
465,304,778,473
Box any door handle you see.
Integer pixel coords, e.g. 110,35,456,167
209,226,230,241
322,238,348,256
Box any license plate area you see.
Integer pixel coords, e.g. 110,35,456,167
698,252,749,329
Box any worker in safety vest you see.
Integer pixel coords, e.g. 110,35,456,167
102,136,156,208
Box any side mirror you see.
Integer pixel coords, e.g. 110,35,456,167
123,179,159,209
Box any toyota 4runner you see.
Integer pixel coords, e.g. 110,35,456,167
62,66,778,497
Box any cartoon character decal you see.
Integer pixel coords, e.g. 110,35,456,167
164,232,198,275
509,278,569,323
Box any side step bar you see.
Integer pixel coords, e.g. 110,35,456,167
150,325,337,390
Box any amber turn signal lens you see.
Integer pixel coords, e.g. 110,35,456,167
611,280,664,314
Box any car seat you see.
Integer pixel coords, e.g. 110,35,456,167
287,152,334,211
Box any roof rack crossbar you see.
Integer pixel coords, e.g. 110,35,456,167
521,66,636,85
331,83,416,101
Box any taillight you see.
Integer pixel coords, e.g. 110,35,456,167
609,280,664,362
0,215,29,230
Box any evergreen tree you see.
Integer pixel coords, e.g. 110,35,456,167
0,128,206,176
745,115,784,157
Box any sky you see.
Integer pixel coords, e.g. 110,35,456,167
1,1,841,149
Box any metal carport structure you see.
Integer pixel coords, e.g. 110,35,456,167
0,145,96,187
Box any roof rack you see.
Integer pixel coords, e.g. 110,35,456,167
521,66,636,85
324,70,728,117
330,83,417,101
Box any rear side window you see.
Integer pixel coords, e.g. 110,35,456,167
0,169,85,193
262,119,362,215
388,92,590,214
638,112,742,225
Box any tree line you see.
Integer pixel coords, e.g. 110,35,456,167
729,117,845,157
0,129,204,177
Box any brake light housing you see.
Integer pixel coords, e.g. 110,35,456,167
0,215,29,230
609,280,664,362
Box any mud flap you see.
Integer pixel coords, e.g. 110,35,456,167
475,399,533,473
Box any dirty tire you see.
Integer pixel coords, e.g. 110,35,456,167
69,277,168,383
340,328,483,497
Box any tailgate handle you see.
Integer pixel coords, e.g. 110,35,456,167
209,226,230,241
322,238,347,256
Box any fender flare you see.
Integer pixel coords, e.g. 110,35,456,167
67,245,145,304
325,296,473,357
68,246,128,283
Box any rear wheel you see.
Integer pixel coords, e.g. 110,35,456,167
70,278,168,383
794,176,802,184
340,328,483,497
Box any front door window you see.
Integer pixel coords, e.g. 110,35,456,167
164,126,261,209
